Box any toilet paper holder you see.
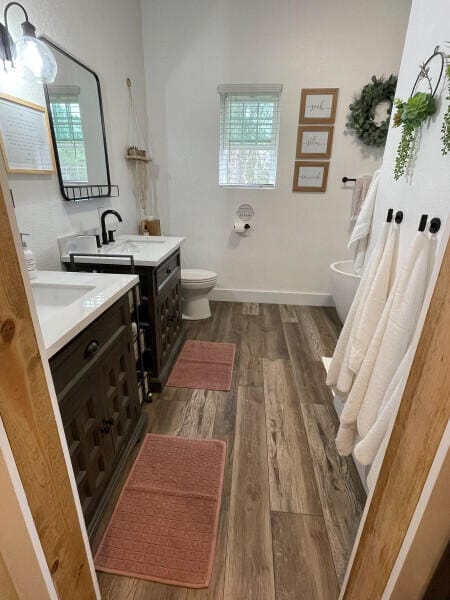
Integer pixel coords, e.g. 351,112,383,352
233,222,252,233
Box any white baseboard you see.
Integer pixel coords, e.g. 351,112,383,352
210,287,334,306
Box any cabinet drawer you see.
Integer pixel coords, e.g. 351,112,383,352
155,251,180,293
50,296,130,395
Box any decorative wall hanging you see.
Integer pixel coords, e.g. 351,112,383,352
440,64,450,155
296,125,333,159
299,88,339,124
0,93,55,174
346,75,397,147
293,161,329,192
125,77,159,234
393,48,445,180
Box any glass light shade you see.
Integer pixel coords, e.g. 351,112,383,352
13,36,57,84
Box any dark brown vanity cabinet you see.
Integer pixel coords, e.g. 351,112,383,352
49,291,146,535
140,250,184,390
70,249,184,392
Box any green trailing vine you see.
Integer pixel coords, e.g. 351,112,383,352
346,75,397,146
440,64,450,155
393,92,436,180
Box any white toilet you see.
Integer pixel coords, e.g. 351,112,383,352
181,269,217,320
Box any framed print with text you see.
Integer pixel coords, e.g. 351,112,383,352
293,161,329,192
299,88,339,124
296,125,333,159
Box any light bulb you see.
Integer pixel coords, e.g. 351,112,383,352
14,36,57,84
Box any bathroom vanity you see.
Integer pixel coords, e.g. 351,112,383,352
33,271,147,537
60,235,185,392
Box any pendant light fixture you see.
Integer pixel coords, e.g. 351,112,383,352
0,2,57,83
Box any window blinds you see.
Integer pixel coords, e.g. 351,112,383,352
218,84,282,187
48,86,88,183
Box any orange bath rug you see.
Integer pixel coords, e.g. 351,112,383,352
95,434,226,588
167,340,236,391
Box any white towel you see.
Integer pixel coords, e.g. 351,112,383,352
347,223,398,374
353,346,413,465
337,222,398,393
348,169,381,274
336,232,430,456
349,175,373,229
326,221,390,395
357,232,431,437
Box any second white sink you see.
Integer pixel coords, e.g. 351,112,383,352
32,282,95,321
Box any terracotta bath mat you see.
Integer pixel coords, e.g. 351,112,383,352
95,434,226,588
167,340,236,391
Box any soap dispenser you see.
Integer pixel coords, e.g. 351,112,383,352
20,233,37,280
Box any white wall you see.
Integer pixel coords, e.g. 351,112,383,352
370,0,450,260
0,0,148,270
140,0,411,303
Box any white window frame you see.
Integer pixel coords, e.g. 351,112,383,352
217,84,282,189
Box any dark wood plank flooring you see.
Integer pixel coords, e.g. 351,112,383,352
96,302,366,600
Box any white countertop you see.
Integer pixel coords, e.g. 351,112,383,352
32,270,139,358
60,235,185,267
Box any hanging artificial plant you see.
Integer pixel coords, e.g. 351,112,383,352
393,92,436,179
346,75,397,146
440,64,450,155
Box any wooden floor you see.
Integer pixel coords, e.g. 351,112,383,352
96,302,366,600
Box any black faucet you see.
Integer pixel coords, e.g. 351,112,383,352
100,209,123,245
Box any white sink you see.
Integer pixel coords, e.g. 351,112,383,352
106,239,165,255
32,282,95,321
59,234,185,267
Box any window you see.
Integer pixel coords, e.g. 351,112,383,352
48,85,88,183
218,84,282,188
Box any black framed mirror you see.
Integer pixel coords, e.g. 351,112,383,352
40,37,112,201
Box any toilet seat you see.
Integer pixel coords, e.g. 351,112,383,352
181,268,217,283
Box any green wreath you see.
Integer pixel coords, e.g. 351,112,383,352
346,75,398,146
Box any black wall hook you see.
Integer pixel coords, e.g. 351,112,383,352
386,208,394,222
429,217,441,234
395,211,404,224
342,176,356,183
418,214,428,232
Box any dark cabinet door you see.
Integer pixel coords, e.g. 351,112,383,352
99,327,139,459
157,276,183,369
60,367,116,523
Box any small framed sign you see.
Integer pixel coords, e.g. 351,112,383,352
296,125,333,159
299,88,339,124
293,161,329,192
0,93,55,175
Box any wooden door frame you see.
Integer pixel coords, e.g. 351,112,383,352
341,229,450,598
0,125,448,598
0,154,99,597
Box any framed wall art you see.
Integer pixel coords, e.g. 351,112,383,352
0,93,55,175
296,125,334,159
293,160,329,192
299,88,339,124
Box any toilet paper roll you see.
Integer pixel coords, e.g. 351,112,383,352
233,222,251,233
